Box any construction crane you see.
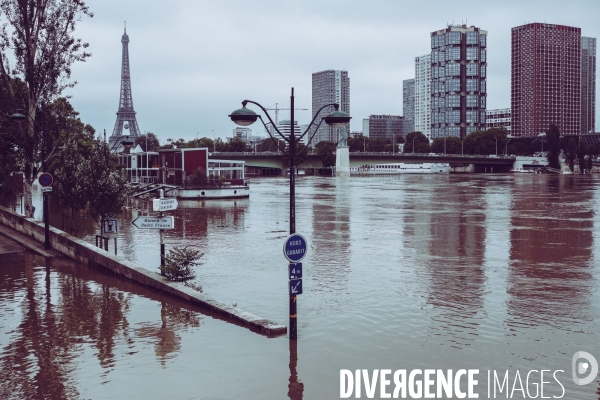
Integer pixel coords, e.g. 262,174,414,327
265,103,308,125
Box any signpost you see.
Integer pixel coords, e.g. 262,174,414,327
132,189,178,267
152,198,179,212
284,234,307,340
38,172,53,249
132,216,175,229
38,172,53,187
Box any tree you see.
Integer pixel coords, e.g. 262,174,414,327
83,138,128,231
226,137,247,152
545,124,561,169
403,132,430,153
577,140,588,174
367,138,387,152
315,141,337,169
0,0,93,217
159,246,203,282
564,138,577,172
348,135,365,152
134,133,160,151
282,143,309,169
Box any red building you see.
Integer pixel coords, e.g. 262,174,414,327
511,23,581,137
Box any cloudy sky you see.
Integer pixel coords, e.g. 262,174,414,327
63,0,600,143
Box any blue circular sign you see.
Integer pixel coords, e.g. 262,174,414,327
283,233,307,263
38,173,53,187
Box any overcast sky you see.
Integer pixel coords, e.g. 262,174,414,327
64,0,600,143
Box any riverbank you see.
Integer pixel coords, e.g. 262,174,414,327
0,205,286,337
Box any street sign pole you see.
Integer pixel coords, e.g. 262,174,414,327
159,189,165,266
284,233,307,340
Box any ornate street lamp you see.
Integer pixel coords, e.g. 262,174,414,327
229,88,350,340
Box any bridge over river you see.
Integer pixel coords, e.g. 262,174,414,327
210,152,516,174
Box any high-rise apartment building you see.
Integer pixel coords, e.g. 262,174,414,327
414,54,432,139
511,23,581,137
402,79,415,136
311,70,350,145
486,108,511,132
430,25,487,139
362,115,404,140
581,37,596,134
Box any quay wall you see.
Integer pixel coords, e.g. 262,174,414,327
0,205,286,336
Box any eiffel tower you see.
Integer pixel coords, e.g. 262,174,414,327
109,24,141,150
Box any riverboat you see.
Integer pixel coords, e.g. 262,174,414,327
350,163,451,174
510,168,535,173
120,147,249,199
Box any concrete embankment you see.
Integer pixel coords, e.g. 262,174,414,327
0,206,287,337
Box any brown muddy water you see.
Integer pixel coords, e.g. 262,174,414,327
1,174,600,399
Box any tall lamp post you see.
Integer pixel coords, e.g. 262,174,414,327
229,88,350,340
10,108,50,249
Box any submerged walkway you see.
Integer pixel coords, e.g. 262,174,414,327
0,209,287,337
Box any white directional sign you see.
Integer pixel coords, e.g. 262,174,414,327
152,198,179,212
132,216,175,230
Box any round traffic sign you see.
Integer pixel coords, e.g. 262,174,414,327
283,233,307,263
38,173,53,187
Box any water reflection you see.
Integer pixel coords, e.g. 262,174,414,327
288,340,303,400
0,255,204,398
406,178,487,348
310,179,351,290
507,176,595,329
136,302,201,367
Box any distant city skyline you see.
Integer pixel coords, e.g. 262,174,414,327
63,1,600,143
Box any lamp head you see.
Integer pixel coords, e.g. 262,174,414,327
229,105,258,127
9,112,27,122
324,109,351,128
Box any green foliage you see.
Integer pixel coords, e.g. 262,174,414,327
431,137,462,154
257,137,285,152
0,0,93,217
226,137,248,152
546,124,561,169
461,128,508,155
315,141,337,169
135,133,160,151
348,136,365,152
159,246,204,282
403,132,430,153
367,138,387,152
84,138,128,223
282,143,309,168
564,138,577,172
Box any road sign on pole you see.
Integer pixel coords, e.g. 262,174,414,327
132,216,175,229
152,198,179,212
289,279,303,295
38,172,53,187
41,186,53,193
283,233,307,263
289,263,302,279
103,219,118,234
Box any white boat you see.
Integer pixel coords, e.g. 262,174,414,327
350,163,451,175
510,168,535,173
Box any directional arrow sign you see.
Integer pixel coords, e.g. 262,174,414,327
132,216,174,229
153,198,179,212
289,278,303,296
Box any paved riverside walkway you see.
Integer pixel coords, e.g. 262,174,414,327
0,216,286,337
0,224,58,258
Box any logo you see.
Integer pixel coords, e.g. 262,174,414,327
572,351,598,386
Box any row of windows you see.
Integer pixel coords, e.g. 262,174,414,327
432,110,487,124
431,79,487,94
431,31,487,48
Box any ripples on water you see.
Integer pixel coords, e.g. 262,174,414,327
1,174,600,399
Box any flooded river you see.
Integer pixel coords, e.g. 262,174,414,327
1,174,600,399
